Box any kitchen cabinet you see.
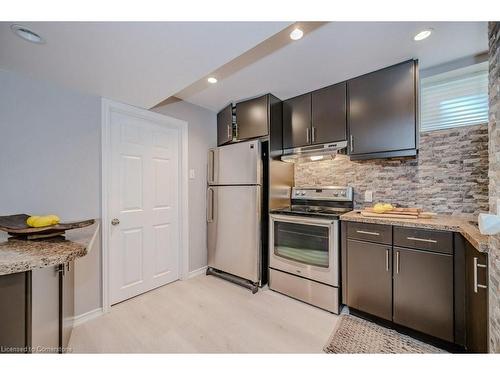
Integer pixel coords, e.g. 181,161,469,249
393,247,454,342
0,262,75,353
311,82,347,144
346,239,392,320
0,272,28,350
283,83,347,150
232,94,282,148
60,261,75,350
465,242,488,353
348,60,418,160
217,104,233,146
283,93,311,149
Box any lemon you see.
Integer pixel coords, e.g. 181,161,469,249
382,203,394,211
372,203,386,213
26,215,60,228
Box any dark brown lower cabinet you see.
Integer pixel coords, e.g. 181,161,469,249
393,247,454,342
0,272,28,351
346,239,392,321
465,242,489,353
0,263,74,354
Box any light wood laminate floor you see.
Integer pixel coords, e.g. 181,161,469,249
69,274,338,353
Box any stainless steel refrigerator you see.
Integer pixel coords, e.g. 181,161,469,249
206,140,263,286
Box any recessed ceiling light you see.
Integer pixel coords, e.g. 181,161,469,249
10,24,44,44
207,77,218,84
290,28,304,41
414,29,432,41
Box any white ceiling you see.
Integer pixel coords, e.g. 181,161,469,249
178,22,488,111
0,22,488,112
0,22,290,108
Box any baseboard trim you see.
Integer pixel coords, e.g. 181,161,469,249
73,307,104,327
187,266,208,279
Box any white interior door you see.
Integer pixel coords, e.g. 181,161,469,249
108,106,182,305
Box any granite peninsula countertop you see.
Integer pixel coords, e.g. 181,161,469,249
340,211,489,253
0,220,99,276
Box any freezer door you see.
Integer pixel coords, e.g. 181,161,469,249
207,185,261,283
207,140,262,185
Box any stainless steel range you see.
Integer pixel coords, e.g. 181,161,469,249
269,186,353,314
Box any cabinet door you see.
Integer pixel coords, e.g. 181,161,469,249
61,261,75,351
311,82,346,144
236,95,269,141
465,244,488,353
217,104,233,146
348,60,416,156
31,266,60,352
283,93,311,149
346,239,392,320
0,272,27,350
393,247,453,342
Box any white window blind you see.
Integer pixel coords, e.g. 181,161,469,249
420,62,488,132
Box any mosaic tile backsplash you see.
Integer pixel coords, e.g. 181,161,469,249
294,123,489,217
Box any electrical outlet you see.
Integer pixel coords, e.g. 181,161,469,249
364,190,373,203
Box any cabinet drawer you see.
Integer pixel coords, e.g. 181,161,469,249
394,227,453,254
347,222,392,245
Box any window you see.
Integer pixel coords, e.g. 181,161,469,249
420,62,488,132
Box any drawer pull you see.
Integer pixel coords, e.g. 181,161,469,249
356,230,380,236
385,249,390,272
406,236,437,244
396,250,400,274
473,257,488,293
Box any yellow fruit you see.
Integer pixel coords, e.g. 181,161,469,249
26,215,60,228
382,203,394,211
372,203,386,213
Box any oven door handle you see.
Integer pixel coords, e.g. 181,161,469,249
270,214,336,226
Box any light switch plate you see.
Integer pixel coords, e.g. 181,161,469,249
364,190,373,203
189,169,195,180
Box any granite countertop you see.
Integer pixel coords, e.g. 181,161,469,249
0,220,99,276
340,211,489,253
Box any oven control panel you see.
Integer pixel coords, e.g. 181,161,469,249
292,186,353,201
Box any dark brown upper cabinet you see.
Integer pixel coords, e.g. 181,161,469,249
216,104,233,146
311,82,347,144
236,94,281,148
283,83,347,150
348,60,418,160
283,93,311,149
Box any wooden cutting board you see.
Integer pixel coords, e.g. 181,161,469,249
360,210,436,219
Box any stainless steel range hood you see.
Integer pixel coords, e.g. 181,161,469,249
281,141,347,163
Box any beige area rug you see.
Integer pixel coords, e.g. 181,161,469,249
324,314,446,354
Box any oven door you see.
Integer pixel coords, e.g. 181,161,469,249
269,214,338,286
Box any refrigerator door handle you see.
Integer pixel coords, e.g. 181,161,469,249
207,188,215,223
207,149,216,184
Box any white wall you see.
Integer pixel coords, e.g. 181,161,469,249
153,101,217,272
0,69,216,317
0,69,102,316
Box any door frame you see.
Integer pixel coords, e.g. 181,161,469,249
101,98,189,312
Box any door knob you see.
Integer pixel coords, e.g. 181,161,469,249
111,218,120,226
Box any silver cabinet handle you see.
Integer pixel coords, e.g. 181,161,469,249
356,230,380,236
473,257,488,293
350,134,354,152
396,250,400,274
227,124,232,140
406,236,437,243
206,188,214,223
111,218,120,226
385,249,390,272
306,128,311,144
312,127,316,143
